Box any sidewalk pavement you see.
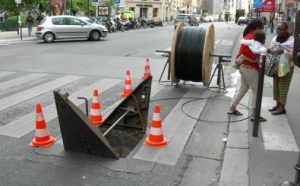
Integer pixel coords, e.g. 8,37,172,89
219,27,300,185
0,27,37,40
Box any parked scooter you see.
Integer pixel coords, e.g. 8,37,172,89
128,18,137,30
140,17,148,28
115,17,127,32
109,17,117,33
103,18,112,33
147,19,155,28
129,18,140,29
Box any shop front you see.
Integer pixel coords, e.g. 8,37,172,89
125,2,163,19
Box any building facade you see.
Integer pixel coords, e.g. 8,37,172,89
122,0,202,21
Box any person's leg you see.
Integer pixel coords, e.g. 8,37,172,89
228,66,250,113
28,23,32,36
248,69,258,111
273,75,280,108
276,67,294,112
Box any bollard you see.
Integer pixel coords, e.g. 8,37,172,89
252,47,267,137
294,152,300,185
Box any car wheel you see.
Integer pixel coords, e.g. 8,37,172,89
90,30,100,41
43,32,54,43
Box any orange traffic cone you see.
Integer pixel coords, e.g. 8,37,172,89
120,70,132,97
143,104,168,148
89,89,103,126
142,58,151,79
29,103,57,147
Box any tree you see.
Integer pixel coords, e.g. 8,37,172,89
1,0,49,16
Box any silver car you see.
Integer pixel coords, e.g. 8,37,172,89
174,14,200,29
36,15,108,43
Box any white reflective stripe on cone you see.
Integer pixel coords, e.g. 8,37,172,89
90,108,101,115
125,84,131,89
36,113,44,121
92,96,99,103
35,129,49,137
150,127,163,135
125,76,131,80
152,113,161,121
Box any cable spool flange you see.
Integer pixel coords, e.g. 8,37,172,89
170,22,215,86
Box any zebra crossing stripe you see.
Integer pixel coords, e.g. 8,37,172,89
56,82,164,145
0,71,15,78
0,73,48,90
0,79,122,138
0,75,83,111
133,88,210,166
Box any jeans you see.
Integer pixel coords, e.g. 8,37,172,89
28,23,33,36
270,25,274,33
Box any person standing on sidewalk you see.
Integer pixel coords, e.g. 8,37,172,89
228,19,267,122
262,17,267,32
267,22,295,115
25,12,34,36
269,18,274,34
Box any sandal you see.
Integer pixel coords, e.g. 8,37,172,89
227,109,243,116
250,116,267,122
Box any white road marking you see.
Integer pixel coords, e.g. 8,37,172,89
0,75,83,111
0,71,15,78
0,73,48,90
0,78,122,138
133,88,210,166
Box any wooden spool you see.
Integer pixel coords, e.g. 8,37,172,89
170,22,215,86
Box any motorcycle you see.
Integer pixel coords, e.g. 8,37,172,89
128,18,137,30
103,18,112,33
147,19,155,28
140,17,148,28
115,17,127,32
109,17,118,33
129,18,140,29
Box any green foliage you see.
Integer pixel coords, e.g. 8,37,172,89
3,15,38,31
0,0,115,17
103,0,115,6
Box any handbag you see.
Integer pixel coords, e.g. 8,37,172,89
264,55,275,77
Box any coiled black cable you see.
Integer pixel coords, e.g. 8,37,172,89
175,27,206,82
